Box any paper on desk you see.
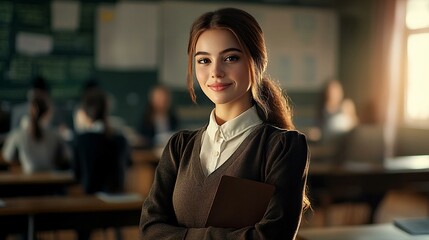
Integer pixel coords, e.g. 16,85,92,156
0,199,5,207
95,192,143,203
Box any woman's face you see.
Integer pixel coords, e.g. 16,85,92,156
194,29,252,109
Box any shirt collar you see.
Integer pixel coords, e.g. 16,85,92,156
206,106,262,142
76,120,105,133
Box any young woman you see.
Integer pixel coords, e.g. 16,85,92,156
140,8,310,240
2,94,70,173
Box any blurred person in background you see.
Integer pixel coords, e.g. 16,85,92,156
137,84,178,149
73,88,131,240
317,79,358,144
10,76,72,140
73,88,130,194
10,76,50,131
2,93,70,173
73,78,101,134
309,79,359,163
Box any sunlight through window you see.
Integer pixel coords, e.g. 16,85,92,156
406,0,429,29
405,0,429,125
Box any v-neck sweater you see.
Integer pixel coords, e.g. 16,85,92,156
140,123,309,240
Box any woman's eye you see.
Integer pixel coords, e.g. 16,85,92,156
197,58,210,64
225,56,240,62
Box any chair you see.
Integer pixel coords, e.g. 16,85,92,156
339,124,385,166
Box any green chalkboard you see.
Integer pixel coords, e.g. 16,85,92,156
0,2,13,25
0,27,10,59
53,32,93,54
15,3,50,29
0,1,95,102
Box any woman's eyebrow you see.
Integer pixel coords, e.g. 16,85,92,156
194,47,242,57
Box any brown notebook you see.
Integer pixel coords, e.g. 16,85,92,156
205,175,275,228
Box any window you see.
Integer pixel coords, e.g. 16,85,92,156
404,0,429,125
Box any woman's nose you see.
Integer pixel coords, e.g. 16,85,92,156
211,61,225,79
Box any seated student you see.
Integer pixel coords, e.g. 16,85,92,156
137,85,178,149
10,76,50,131
73,89,130,240
10,76,73,141
73,88,130,194
310,79,359,163
317,79,358,144
2,93,70,174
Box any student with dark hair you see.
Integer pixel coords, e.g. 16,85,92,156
138,84,178,149
140,8,310,240
10,76,51,130
2,94,70,173
72,89,130,240
73,88,130,194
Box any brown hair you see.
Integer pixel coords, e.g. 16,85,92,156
29,95,49,141
187,7,294,130
187,8,309,210
80,89,110,136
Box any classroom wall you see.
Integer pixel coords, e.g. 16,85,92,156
0,0,337,131
334,0,429,157
1,0,428,156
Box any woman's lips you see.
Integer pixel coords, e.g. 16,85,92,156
208,83,232,91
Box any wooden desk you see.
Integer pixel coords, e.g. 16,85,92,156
308,156,429,224
298,223,429,240
0,195,144,237
131,148,159,168
0,172,76,197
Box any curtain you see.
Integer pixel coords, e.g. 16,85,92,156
368,0,406,157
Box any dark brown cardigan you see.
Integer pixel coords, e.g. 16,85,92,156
140,124,309,240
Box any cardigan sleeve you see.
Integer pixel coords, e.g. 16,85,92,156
261,130,309,239
140,129,309,240
139,131,189,239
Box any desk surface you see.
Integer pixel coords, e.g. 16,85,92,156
0,172,76,197
310,155,429,174
309,156,429,191
0,195,143,216
0,171,75,186
298,223,429,240
0,195,144,234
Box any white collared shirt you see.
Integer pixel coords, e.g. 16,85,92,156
200,106,262,176
76,120,105,134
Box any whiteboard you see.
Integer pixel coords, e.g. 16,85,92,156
160,2,338,90
96,2,159,70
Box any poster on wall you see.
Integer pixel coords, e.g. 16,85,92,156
160,2,337,91
96,2,159,70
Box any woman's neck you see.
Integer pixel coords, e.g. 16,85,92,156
214,102,253,126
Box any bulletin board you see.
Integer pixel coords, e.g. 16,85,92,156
160,2,338,91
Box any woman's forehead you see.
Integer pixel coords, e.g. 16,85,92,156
195,29,241,53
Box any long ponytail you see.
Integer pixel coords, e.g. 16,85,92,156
29,96,49,141
253,77,294,130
